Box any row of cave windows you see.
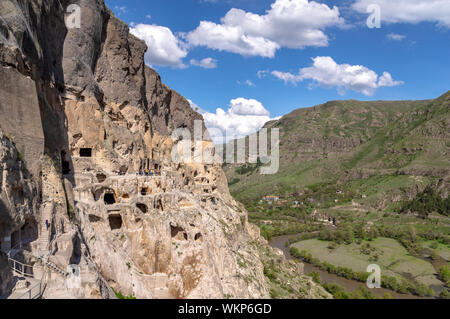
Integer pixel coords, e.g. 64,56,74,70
61,148,161,175
102,192,163,213
61,149,92,175
102,189,158,203
101,215,202,242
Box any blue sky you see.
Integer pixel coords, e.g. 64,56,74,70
105,0,450,142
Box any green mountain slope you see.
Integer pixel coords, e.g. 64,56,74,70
224,91,450,207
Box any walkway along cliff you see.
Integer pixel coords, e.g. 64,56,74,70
0,0,329,299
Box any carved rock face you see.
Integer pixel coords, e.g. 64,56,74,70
0,0,328,300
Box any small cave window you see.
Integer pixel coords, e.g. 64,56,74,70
80,148,92,157
171,225,187,241
119,166,128,175
96,173,107,183
104,193,116,205
194,233,203,241
108,214,122,230
61,151,71,175
145,123,150,133
136,203,148,214
89,215,102,223
155,199,164,212
140,187,148,196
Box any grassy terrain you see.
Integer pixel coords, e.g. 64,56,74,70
224,91,449,205
223,91,450,299
292,238,441,287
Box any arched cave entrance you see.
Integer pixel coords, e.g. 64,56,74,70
96,173,107,183
108,214,123,230
104,193,116,205
136,203,148,214
61,150,71,175
170,225,187,241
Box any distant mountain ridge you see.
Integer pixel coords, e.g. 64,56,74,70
224,91,450,206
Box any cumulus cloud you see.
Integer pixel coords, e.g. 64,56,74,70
190,57,218,69
185,0,344,58
352,0,450,27
387,33,406,41
270,56,403,96
189,98,274,144
237,80,256,87
130,24,188,68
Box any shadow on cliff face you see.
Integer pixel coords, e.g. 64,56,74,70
0,199,13,244
28,2,76,186
0,200,14,297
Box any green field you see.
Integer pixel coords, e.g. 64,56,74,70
292,238,442,287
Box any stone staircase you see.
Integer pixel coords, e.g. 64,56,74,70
38,203,53,254
40,257,68,277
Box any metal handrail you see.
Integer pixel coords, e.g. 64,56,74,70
15,281,42,299
7,256,34,278
84,255,115,299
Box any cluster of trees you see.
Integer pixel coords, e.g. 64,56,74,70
315,220,449,255
291,247,435,297
290,247,369,282
321,282,381,299
260,223,322,241
234,158,264,175
440,265,450,286
398,186,450,218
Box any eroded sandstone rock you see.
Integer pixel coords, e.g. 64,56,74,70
0,0,328,299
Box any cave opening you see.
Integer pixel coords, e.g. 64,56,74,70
136,203,148,214
195,233,203,241
89,215,102,223
140,187,148,196
155,199,163,211
80,148,92,157
104,193,116,205
96,173,107,183
108,214,122,230
170,225,187,241
61,150,71,175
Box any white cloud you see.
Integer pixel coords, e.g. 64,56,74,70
352,0,450,27
377,71,404,87
185,0,344,58
386,33,406,41
257,70,270,79
145,14,152,19
190,57,218,69
189,98,274,143
114,6,128,14
271,56,403,96
238,80,256,87
130,24,188,68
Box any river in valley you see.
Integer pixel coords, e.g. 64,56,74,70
269,234,430,299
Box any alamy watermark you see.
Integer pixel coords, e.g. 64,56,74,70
66,264,82,289
366,4,381,29
366,264,381,289
65,4,81,29
171,120,280,175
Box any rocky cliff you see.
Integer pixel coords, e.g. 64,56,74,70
0,0,327,299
